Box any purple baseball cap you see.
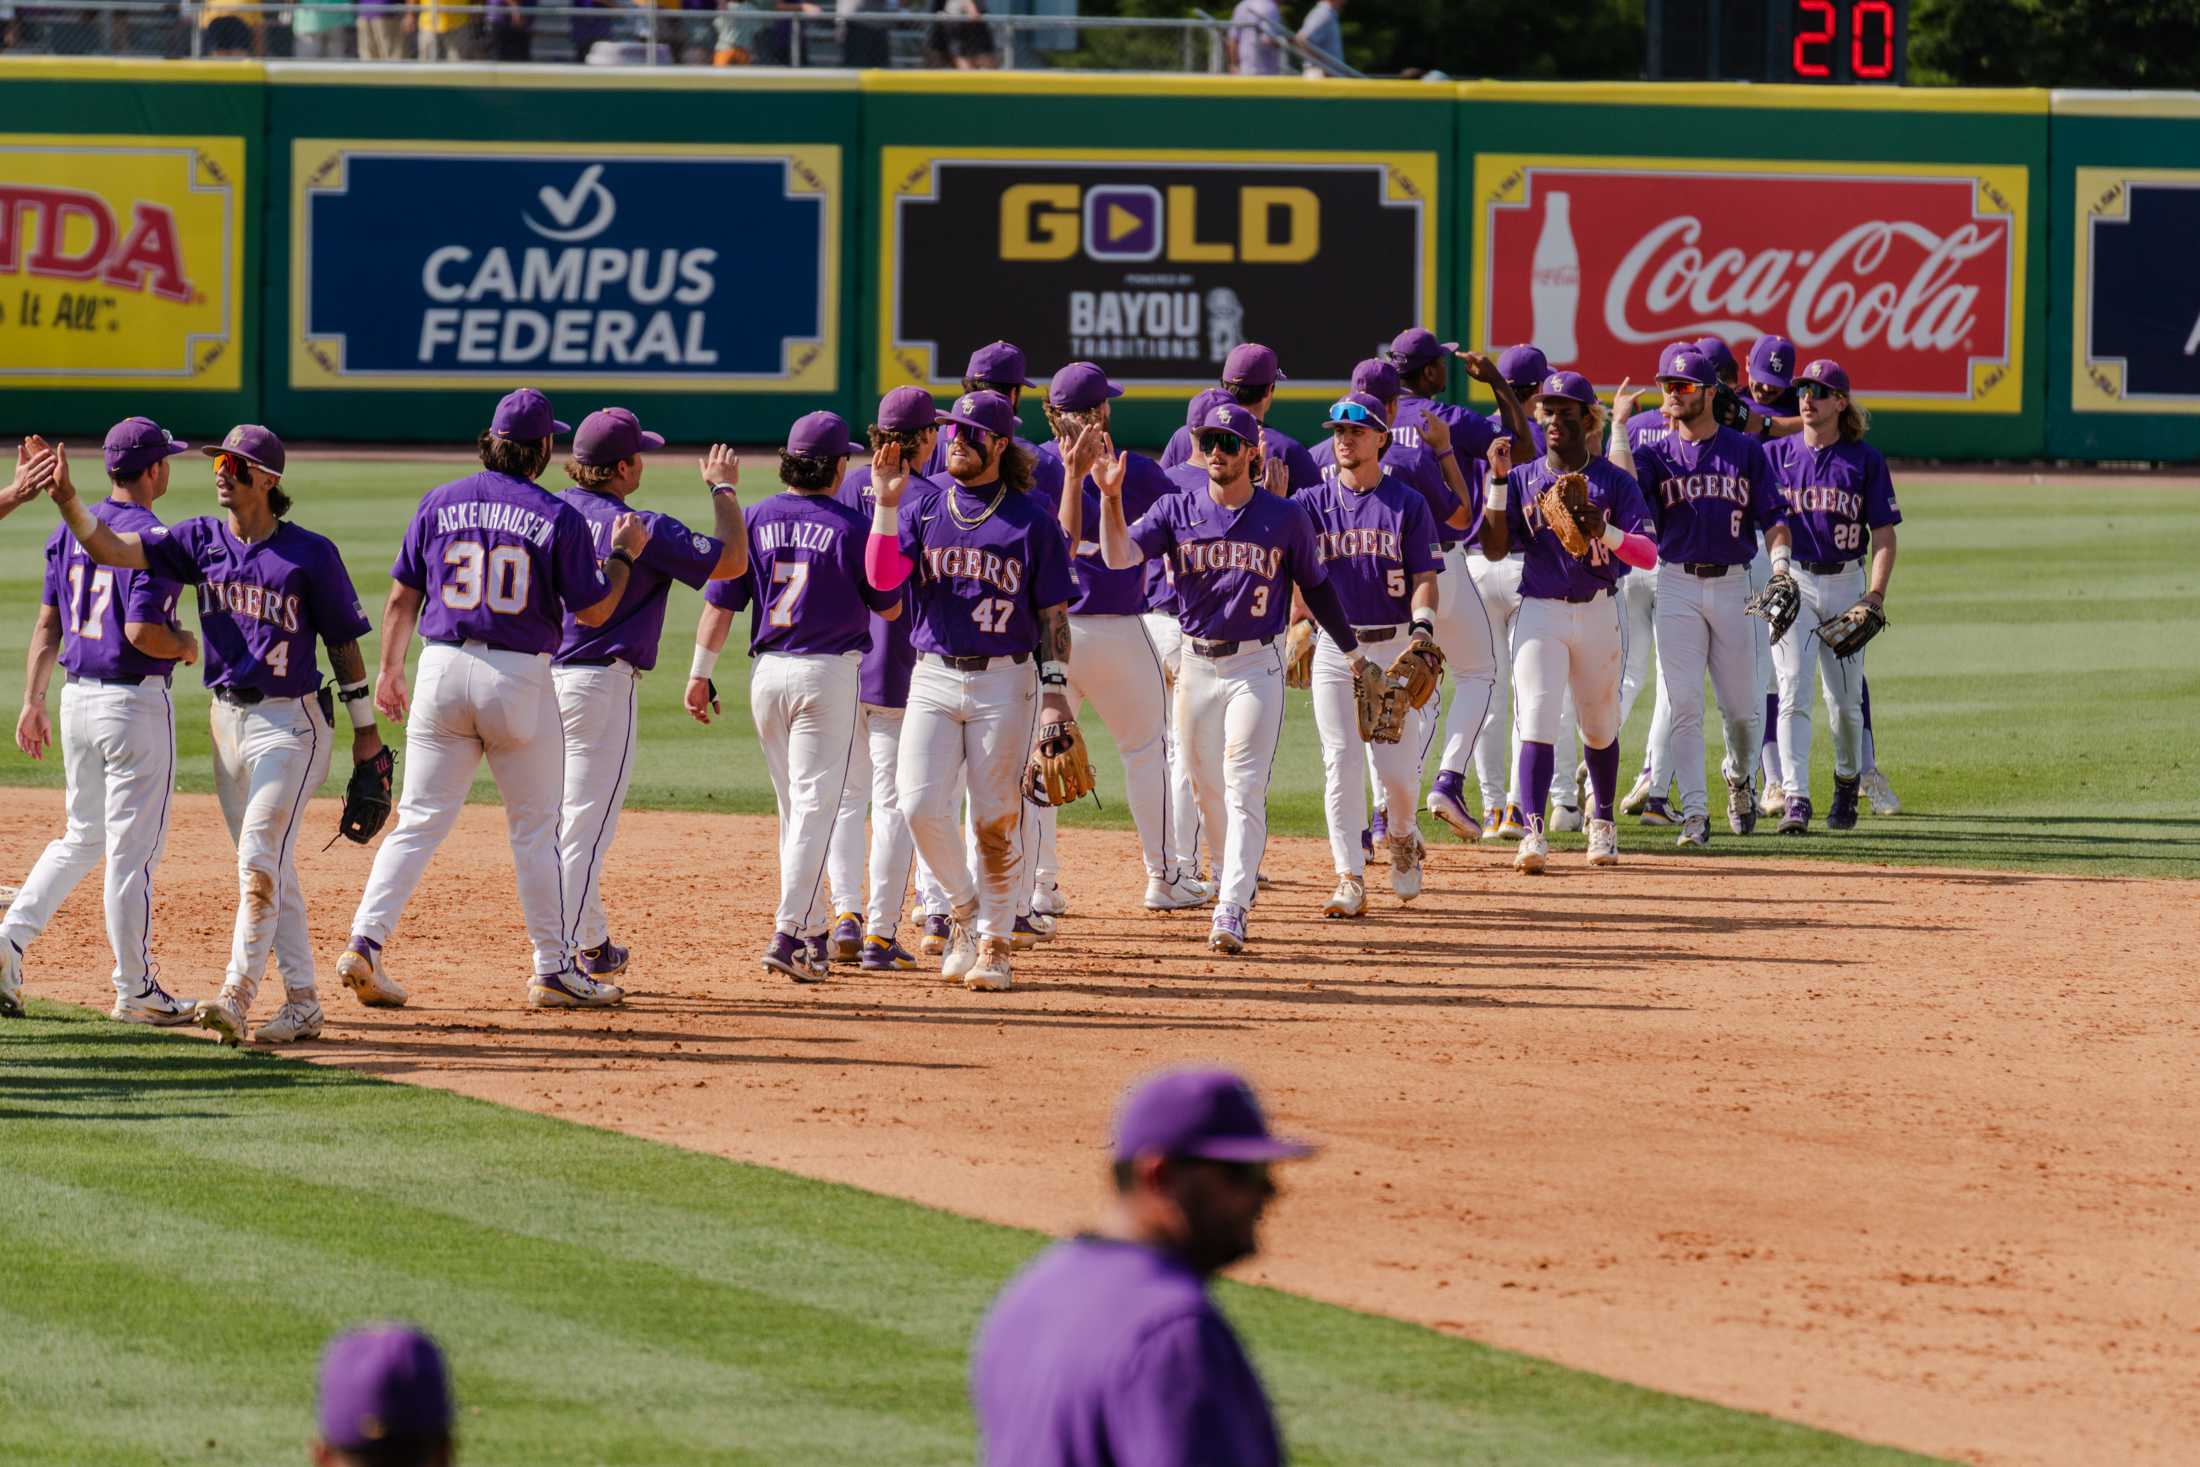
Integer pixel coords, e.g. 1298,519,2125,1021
104,416,189,477
316,1325,453,1451
1654,341,1699,380
964,340,1033,388
491,387,569,440
1694,336,1739,379
1323,390,1390,431
1530,370,1599,409
1221,342,1286,388
1749,334,1800,390
1795,358,1851,395
202,424,286,477
875,386,946,433
785,410,864,458
1350,358,1402,402
1112,1066,1316,1165
1656,350,1718,387
1194,402,1261,443
572,407,665,467
944,389,1020,441
1048,361,1124,412
1387,327,1459,374
1496,344,1549,390
1184,386,1233,430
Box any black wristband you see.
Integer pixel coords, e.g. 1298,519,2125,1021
1410,618,1435,640
610,548,636,569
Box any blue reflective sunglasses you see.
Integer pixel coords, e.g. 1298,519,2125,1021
1326,401,1380,426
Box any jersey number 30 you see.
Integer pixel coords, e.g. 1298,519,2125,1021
442,542,531,614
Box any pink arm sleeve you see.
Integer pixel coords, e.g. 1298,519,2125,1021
1612,530,1657,571
866,532,913,592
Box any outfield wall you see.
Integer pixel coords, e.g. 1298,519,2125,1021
1,60,2191,461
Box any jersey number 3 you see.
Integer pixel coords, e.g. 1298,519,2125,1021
443,542,531,614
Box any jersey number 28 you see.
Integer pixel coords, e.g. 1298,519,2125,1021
442,542,531,614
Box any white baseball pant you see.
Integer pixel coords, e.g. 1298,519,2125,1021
1057,613,1175,881
1313,631,1421,877
1514,593,1625,750
1428,545,1499,778
554,660,640,954
213,691,334,1004
825,702,923,936
1466,548,1522,810
899,656,1036,942
1,677,176,995
1143,610,1208,878
1653,564,1765,822
1774,563,1869,804
751,650,860,939
1619,569,1657,729
1745,552,1781,787
351,641,570,976
1175,640,1284,913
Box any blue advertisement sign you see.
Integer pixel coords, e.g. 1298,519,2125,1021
291,142,839,391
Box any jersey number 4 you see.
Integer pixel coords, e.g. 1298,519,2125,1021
65,564,115,640
442,542,531,614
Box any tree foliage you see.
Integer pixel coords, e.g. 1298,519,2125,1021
1910,0,2200,87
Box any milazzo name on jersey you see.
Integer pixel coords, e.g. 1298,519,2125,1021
756,519,841,555
433,501,556,545
200,579,303,632
1657,471,1752,509
1783,484,1865,520
1176,539,1284,579
923,545,1025,595
1314,527,1403,563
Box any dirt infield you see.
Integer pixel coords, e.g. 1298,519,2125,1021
5,792,2194,1466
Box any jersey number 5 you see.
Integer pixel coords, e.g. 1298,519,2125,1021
443,542,531,614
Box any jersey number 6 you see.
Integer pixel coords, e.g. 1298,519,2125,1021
443,542,531,614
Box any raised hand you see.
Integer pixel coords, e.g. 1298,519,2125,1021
610,510,651,556
1093,448,1129,500
698,442,739,491
870,440,911,509
1456,349,1502,387
1063,421,1107,486
1488,435,1512,481
1419,409,1452,455
1611,376,1644,424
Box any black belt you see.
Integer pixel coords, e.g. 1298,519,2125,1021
561,656,619,667
1800,559,1858,575
69,673,146,687
1352,625,1400,642
927,650,1029,672
1438,540,1460,553
425,637,466,648
1188,635,1274,658
1682,562,1734,578
1561,587,1615,604
212,685,265,706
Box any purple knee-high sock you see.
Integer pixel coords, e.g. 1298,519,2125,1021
1515,740,1556,823
1762,692,1779,751
1584,739,1620,820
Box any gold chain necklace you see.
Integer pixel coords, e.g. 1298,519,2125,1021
947,480,1008,529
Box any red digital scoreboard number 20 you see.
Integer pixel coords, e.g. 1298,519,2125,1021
1790,0,1906,82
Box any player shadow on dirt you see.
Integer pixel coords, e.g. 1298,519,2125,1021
305,1024,987,1075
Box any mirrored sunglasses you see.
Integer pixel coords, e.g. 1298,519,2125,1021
1326,401,1380,425
1794,381,1839,401
1196,431,1247,455
1657,379,1705,397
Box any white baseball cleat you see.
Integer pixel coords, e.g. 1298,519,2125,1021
1675,815,1711,849
1862,768,1901,815
1323,874,1366,919
1144,875,1207,911
1514,829,1548,874
1619,770,1654,815
940,914,979,982
0,938,22,1019
1759,779,1787,818
1586,817,1619,867
1031,882,1068,918
111,980,201,1027
1026,912,1059,939
527,968,624,1009
197,988,251,1047
1551,804,1584,833
964,937,1014,992
1426,787,1483,842
254,997,324,1044
1725,773,1758,836
1387,831,1425,902
337,944,408,1008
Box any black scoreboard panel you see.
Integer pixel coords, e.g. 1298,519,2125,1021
1647,0,1908,84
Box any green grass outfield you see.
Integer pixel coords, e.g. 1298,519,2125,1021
1,459,2194,878
0,1005,1945,1467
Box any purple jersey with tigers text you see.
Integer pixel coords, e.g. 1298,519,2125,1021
45,499,185,682
143,517,371,697
555,488,722,670
1128,487,1324,643
1038,443,1176,617
1159,421,1322,493
1630,425,1784,564
1505,456,1653,602
1296,473,1442,626
834,464,920,706
1309,433,1459,538
1766,436,1902,563
392,471,608,656
898,479,1074,659
1142,461,1214,618
735,491,895,658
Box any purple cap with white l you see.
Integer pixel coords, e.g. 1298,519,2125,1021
1795,358,1851,395
1111,1066,1316,1164
491,387,570,440
786,411,864,458
1323,390,1390,431
1749,334,1799,390
1048,362,1124,412
1695,336,1739,378
876,386,946,432
104,416,189,477
944,389,1020,441
1531,370,1598,408
1221,342,1286,387
1350,358,1402,402
1196,402,1261,443
201,424,286,477
1657,350,1718,387
572,407,665,467
1387,327,1458,373
1655,341,1699,379
1496,344,1549,390
316,1325,453,1452
1184,386,1232,430
965,340,1034,388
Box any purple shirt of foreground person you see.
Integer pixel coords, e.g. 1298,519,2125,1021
313,1323,454,1467
971,1067,1314,1467
730,425,901,658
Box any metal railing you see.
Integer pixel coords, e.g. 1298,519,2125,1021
0,3,1369,74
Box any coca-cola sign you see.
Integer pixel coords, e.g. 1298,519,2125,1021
1472,156,2028,412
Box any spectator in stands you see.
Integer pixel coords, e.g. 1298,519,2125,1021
356,0,405,57
1297,0,1345,76
713,0,803,65
1227,0,1284,74
836,0,885,67
291,0,355,56
485,0,529,59
409,0,484,58
567,0,612,60
925,0,993,69
312,1324,455,1467
197,0,265,55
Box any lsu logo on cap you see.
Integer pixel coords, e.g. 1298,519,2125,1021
958,395,978,414
1543,373,1564,394
225,427,246,446
1770,353,1787,371
1209,408,1233,426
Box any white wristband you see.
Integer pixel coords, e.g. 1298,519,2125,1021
345,695,376,731
690,645,721,681
1485,474,1508,512
1599,523,1625,551
871,504,897,536
1771,550,1792,577
1039,659,1069,687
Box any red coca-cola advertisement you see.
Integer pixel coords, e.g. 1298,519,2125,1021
1473,157,2028,410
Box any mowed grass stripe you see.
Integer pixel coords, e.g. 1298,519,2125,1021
0,1008,1943,1465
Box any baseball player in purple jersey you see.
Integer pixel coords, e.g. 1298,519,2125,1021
1468,344,1554,840
1156,342,1322,493
2,422,199,1025
313,1324,454,1467
922,340,1069,511
971,1066,1311,1467
867,389,1075,991
1765,359,1902,833
1739,334,1802,815
1608,351,1791,848
1043,362,1205,910
698,412,901,983
1481,372,1658,873
1099,401,1364,954
44,426,385,1044
341,389,638,1013
553,408,745,982
1295,393,1443,916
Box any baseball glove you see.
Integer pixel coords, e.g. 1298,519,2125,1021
1385,633,1444,710
1813,598,1887,658
1744,571,1802,643
1712,382,1752,432
1023,719,1097,807
1535,473,1601,558
1353,657,1404,744
335,745,395,845
1284,618,1316,689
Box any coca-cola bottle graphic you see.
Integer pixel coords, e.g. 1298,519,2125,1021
1530,190,1580,364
